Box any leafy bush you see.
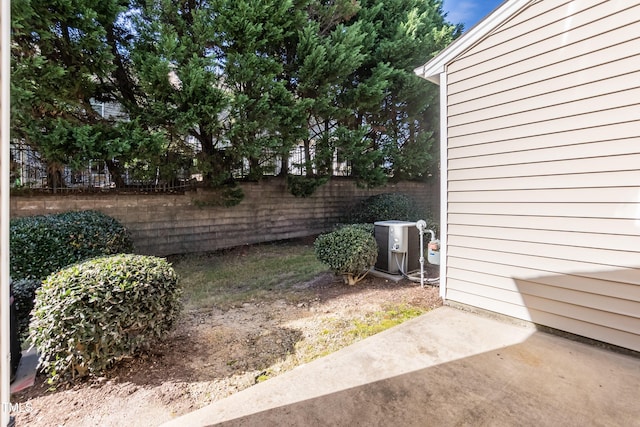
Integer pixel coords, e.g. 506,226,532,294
192,183,244,207
287,175,328,198
29,254,182,383
314,225,378,285
11,277,41,339
10,210,134,280
333,223,374,235
345,193,422,224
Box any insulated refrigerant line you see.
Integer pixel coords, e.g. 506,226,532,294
393,220,440,287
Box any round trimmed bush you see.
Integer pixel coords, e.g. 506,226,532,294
314,225,378,285
10,210,134,280
333,223,374,235
29,254,182,383
346,193,421,224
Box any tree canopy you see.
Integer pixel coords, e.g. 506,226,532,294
11,0,460,196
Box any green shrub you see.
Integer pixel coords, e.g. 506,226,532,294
29,254,182,383
346,193,422,224
314,225,378,285
333,223,374,235
11,277,41,339
287,175,328,198
192,184,244,207
10,210,134,280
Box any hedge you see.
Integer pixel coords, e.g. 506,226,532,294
29,254,182,383
10,210,133,280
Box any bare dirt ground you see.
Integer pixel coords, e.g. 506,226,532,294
12,272,441,427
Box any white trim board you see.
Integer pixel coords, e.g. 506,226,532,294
414,0,532,84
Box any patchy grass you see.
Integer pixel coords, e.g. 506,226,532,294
287,304,427,366
292,317,356,364
171,240,329,309
349,304,426,339
169,239,435,382
171,240,431,368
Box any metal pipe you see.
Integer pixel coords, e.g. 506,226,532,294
426,229,435,243
415,220,433,288
419,227,424,288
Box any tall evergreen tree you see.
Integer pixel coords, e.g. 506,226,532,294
10,0,459,194
284,0,367,179
345,0,459,182
11,0,165,188
128,0,229,185
215,0,308,181
292,18,365,176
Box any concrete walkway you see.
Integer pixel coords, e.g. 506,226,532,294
162,306,640,427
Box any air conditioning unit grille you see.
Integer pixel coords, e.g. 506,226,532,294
373,221,420,274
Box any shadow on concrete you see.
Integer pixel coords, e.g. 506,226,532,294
212,333,640,427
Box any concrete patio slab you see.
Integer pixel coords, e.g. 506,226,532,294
162,306,640,427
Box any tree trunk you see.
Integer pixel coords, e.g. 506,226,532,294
105,24,140,110
279,151,288,177
46,162,66,192
105,159,126,188
197,131,235,186
303,138,313,177
248,157,261,181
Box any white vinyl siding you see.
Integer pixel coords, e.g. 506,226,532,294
442,0,640,352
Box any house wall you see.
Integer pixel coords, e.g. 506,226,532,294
10,178,438,257
443,0,640,351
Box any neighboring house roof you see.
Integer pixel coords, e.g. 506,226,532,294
414,0,531,84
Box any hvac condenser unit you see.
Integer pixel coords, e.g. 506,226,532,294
374,221,420,274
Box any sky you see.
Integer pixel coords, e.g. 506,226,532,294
443,0,505,32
